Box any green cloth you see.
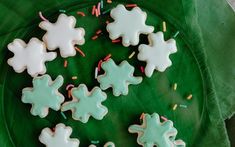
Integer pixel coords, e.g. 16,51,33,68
0,0,234,146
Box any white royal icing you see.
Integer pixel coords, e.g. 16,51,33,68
137,32,177,77
39,13,85,58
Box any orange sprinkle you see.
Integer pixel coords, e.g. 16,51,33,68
107,0,112,3
98,60,103,72
77,11,85,16
104,54,111,61
96,29,102,35
75,47,85,57
140,113,145,120
92,35,98,40
95,9,99,17
64,60,68,68
92,5,96,15
160,116,168,121
68,90,72,98
126,4,137,8
187,94,193,100
97,2,101,15
112,39,121,43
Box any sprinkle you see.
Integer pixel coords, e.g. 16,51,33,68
92,5,96,15
39,11,48,21
72,76,78,80
101,0,104,9
102,9,111,15
107,0,112,3
92,35,99,40
173,83,177,91
91,140,100,144
98,60,103,71
97,2,101,15
128,51,135,59
96,29,102,35
95,9,99,17
179,104,187,108
95,67,98,79
106,20,110,24
66,84,74,90
163,21,167,32
68,90,72,98
75,47,85,57
112,39,121,43
104,54,112,61
173,31,180,38
59,9,66,13
126,4,137,8
61,111,67,119
140,66,144,73
187,94,193,100
160,116,168,121
172,104,178,110
77,11,85,16
64,60,68,68
140,113,145,120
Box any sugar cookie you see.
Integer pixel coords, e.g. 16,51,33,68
39,13,85,58
128,113,185,147
39,123,79,147
61,84,108,123
22,74,64,118
7,38,56,77
106,4,154,47
137,32,177,77
97,58,142,96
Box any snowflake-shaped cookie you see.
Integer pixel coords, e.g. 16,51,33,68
39,13,85,58
61,84,108,123
22,74,64,118
97,59,142,96
7,38,56,77
39,123,80,147
138,32,177,77
106,4,154,47
128,113,185,147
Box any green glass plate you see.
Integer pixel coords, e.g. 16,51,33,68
0,0,235,147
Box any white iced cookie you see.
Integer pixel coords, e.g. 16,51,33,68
39,123,80,147
7,38,56,77
137,32,177,77
106,4,154,47
39,13,85,58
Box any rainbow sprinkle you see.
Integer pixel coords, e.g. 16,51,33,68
95,67,98,79
128,51,135,59
75,47,85,57
77,11,85,16
39,11,48,21
179,104,187,108
126,4,137,8
173,83,177,91
172,104,178,110
59,9,66,13
61,111,67,119
66,84,74,90
187,94,193,100
163,21,167,32
64,60,68,68
173,31,180,38
160,116,168,121
104,54,112,61
72,76,78,80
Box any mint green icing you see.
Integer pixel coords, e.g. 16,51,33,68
128,113,185,147
61,84,108,123
22,75,64,118
97,58,142,96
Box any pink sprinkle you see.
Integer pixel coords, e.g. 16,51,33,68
140,66,144,73
64,60,68,68
96,29,102,35
126,4,137,8
77,11,85,16
161,116,168,122
66,84,74,90
97,2,101,15
140,113,145,120
75,47,85,57
98,60,103,72
112,39,121,43
92,35,98,40
104,54,111,61
95,8,99,17
39,11,48,21
92,5,96,15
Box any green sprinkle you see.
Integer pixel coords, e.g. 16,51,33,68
60,111,67,119
59,9,66,13
91,140,99,144
179,104,187,108
101,0,104,9
173,31,180,38
102,8,111,15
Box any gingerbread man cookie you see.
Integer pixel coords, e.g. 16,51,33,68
107,4,154,47
97,58,142,96
128,113,185,147
39,123,80,147
61,84,108,123
22,74,64,118
39,13,85,58
7,38,56,77
138,32,177,77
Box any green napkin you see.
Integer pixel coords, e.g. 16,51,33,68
0,0,234,146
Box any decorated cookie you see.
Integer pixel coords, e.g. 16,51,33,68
7,38,56,77
22,75,64,118
39,13,85,58
128,113,185,147
138,32,177,77
39,123,79,147
89,142,115,147
97,59,142,96
61,84,108,123
106,4,154,47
